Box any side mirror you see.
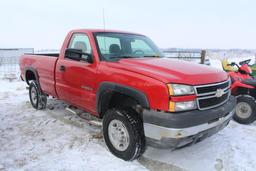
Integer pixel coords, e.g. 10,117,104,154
64,48,93,63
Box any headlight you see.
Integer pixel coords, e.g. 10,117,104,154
168,84,195,96
168,84,196,112
169,101,197,112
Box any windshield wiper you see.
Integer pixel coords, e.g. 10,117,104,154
109,56,135,59
108,55,144,61
143,55,161,58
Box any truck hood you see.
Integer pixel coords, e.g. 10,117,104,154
106,58,228,85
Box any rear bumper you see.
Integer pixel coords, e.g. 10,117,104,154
143,96,236,148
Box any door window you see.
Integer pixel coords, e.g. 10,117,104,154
68,33,92,60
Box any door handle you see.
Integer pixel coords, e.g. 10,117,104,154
60,65,66,71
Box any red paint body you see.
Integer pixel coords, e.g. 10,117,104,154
228,64,254,95
20,29,228,116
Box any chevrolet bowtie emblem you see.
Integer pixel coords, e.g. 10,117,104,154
215,89,224,98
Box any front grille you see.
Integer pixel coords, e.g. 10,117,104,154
196,81,229,94
198,92,229,109
195,79,230,110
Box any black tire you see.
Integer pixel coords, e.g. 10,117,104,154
233,95,256,124
103,108,146,161
29,80,47,110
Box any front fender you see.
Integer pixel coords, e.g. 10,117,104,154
231,81,254,90
96,82,150,116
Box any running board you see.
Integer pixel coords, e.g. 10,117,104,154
65,106,102,127
66,107,77,115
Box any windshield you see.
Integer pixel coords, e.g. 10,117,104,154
94,32,164,61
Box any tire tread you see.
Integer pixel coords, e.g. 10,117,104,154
103,108,146,161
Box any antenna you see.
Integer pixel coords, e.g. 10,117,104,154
102,8,107,54
102,8,106,31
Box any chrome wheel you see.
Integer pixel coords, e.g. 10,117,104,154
31,86,38,105
236,102,252,119
108,119,130,151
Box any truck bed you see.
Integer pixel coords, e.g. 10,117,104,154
20,54,58,97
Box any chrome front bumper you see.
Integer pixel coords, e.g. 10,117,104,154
143,95,236,148
144,109,234,141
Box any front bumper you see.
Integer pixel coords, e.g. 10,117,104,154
143,96,236,148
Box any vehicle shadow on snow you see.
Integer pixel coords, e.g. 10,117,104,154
45,98,103,137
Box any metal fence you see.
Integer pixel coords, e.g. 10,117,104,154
0,56,20,79
0,48,34,80
163,50,207,64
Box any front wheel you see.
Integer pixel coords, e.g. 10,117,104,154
103,108,145,161
234,95,256,124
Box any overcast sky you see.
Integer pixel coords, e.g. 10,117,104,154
0,0,256,50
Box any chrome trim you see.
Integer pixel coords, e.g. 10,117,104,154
193,78,231,110
197,89,229,100
195,87,230,97
81,85,93,91
197,90,231,110
144,109,234,140
194,79,231,96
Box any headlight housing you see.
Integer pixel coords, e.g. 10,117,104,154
168,84,195,96
168,84,197,112
169,101,197,112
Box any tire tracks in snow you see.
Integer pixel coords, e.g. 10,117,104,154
45,100,186,171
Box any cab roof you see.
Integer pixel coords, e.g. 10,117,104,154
70,29,144,36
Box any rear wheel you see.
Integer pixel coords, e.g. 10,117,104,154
103,108,145,161
29,80,47,110
234,95,256,124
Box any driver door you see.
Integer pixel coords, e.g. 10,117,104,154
55,33,97,113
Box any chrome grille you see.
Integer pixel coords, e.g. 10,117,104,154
194,79,231,110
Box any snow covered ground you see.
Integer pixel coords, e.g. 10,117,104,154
1,59,256,171
0,80,147,171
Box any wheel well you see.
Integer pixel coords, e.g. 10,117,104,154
25,70,36,85
99,92,143,119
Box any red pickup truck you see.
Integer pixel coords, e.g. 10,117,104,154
20,29,236,161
